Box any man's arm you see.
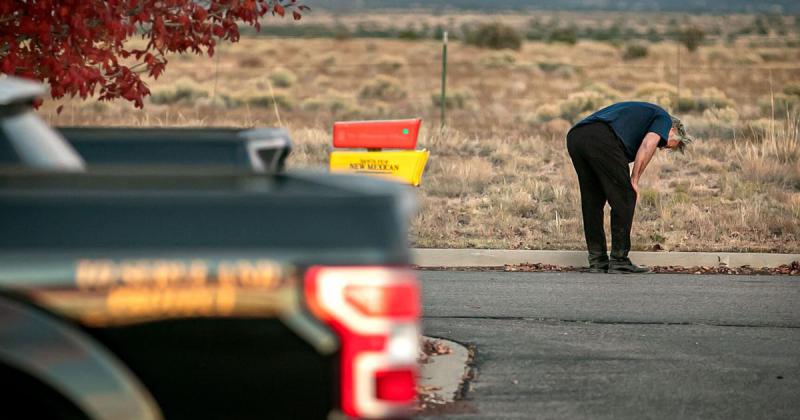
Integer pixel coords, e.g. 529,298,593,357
630,132,661,201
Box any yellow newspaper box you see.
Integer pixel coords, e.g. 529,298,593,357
330,150,430,186
328,119,429,186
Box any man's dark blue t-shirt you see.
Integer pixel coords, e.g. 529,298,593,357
571,101,672,162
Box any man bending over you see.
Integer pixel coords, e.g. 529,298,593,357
566,101,693,273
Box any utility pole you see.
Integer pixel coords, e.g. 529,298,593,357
675,41,681,112
440,31,448,131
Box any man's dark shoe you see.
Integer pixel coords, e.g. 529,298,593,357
607,257,649,274
587,253,609,273
587,264,608,273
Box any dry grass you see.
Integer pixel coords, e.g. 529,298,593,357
406,123,798,252
37,14,800,253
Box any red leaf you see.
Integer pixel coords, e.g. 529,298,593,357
1,58,13,74
3,0,303,108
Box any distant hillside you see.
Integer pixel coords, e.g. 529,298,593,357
320,0,800,14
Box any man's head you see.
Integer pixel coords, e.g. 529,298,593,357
666,115,693,153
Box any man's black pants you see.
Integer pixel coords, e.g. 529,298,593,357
566,122,636,259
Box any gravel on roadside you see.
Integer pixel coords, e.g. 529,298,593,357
415,260,800,275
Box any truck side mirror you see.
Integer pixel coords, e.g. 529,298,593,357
241,128,292,173
0,76,85,171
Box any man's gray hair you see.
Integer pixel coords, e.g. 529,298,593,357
670,115,693,153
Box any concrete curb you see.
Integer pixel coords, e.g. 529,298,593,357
412,249,800,268
418,337,471,403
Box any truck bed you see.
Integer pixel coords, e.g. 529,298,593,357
58,127,292,172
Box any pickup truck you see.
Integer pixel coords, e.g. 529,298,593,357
0,76,420,420
59,126,292,173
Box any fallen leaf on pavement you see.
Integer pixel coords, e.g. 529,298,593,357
416,261,800,276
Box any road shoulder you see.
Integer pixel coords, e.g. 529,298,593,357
413,248,800,269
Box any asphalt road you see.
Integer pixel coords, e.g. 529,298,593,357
419,271,800,419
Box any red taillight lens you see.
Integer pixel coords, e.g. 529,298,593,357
375,369,417,402
344,283,420,319
305,266,420,419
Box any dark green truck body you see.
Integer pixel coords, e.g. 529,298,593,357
0,170,412,419
0,81,415,419
58,127,292,172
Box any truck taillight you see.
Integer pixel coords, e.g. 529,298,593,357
344,283,420,319
375,369,417,401
305,267,420,419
